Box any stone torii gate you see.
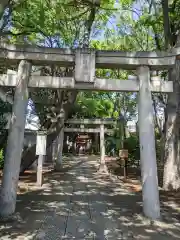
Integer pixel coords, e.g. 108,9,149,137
64,118,117,161
35,119,117,185
0,44,176,220
52,118,116,168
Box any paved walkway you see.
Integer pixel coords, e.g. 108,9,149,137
1,156,180,239
35,157,135,240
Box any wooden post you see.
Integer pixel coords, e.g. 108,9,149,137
54,127,64,171
36,132,47,187
37,155,44,187
118,120,124,149
0,60,32,218
138,66,160,220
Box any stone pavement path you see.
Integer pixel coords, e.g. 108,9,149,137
35,157,136,240
1,156,180,239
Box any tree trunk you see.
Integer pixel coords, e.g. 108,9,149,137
163,60,180,190
0,89,13,105
0,1,9,16
20,91,77,173
54,126,64,171
119,120,124,149
54,108,65,171
0,60,31,218
94,132,99,154
19,129,61,174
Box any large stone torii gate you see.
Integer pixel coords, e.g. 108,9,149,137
0,44,177,220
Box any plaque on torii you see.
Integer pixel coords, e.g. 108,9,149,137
75,49,95,83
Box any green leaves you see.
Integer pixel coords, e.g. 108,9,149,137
3,0,105,47
73,92,114,118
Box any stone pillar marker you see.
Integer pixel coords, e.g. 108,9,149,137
138,66,160,220
0,60,32,218
36,131,47,187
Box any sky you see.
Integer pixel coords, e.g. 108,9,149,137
93,0,142,40
26,99,39,130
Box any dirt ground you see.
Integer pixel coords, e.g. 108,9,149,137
106,157,180,207
0,156,180,239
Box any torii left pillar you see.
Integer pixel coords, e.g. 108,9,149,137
0,60,32,218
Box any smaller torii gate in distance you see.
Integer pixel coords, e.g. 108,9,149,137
37,119,119,187
0,44,176,220
64,118,117,164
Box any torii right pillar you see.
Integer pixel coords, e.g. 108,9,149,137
138,66,160,220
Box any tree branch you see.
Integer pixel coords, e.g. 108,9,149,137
161,0,172,49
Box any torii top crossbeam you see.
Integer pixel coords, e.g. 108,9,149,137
0,43,179,70
65,118,119,125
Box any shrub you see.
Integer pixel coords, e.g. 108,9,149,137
0,149,4,169
105,136,117,156
124,134,140,165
